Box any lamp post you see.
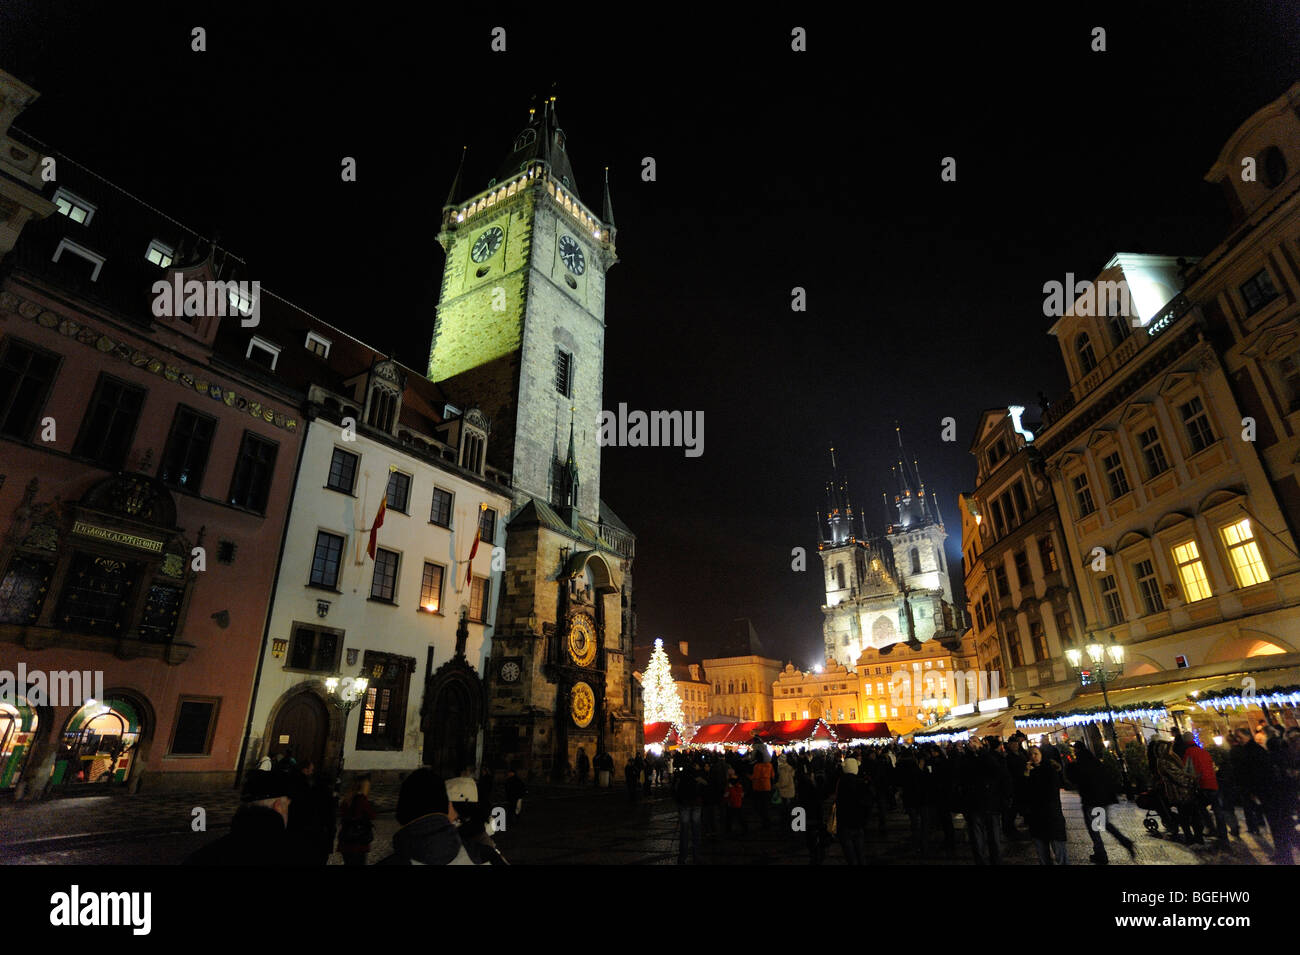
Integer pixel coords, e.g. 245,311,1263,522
1064,631,1132,796
325,672,369,798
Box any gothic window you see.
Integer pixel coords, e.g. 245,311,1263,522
56,553,140,636
514,128,537,151
367,385,399,433
461,429,485,475
909,548,921,575
935,547,944,571
835,564,845,589
1076,333,1097,374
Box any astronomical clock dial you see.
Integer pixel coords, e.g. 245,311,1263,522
571,681,595,728
470,226,504,263
500,661,521,683
558,234,586,275
567,612,597,667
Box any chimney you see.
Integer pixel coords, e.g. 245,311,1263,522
679,641,689,658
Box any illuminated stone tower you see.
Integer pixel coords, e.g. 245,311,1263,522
430,96,639,778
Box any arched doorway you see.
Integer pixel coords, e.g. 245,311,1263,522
269,692,328,770
0,699,38,789
422,659,484,775
54,697,142,787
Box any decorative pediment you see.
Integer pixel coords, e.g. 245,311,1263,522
1086,428,1116,449
80,473,177,528
1120,401,1152,425
1157,372,1193,396
1116,530,1148,552
371,359,405,388
1154,510,1194,533
1244,324,1299,361
1198,488,1245,513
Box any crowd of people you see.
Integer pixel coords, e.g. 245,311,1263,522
659,721,1300,866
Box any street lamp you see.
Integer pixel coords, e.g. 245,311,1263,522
1064,631,1131,797
325,672,370,797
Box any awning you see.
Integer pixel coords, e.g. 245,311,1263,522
1189,666,1300,712
689,723,735,745
642,722,681,746
914,709,988,740
828,722,892,741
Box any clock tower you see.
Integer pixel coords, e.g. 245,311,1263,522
430,96,640,779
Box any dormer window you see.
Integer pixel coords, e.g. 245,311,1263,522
51,188,95,225
51,238,105,281
246,336,280,371
145,239,174,268
305,331,331,359
228,287,255,317
514,128,536,151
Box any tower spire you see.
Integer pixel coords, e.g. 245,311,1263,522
444,146,467,208
603,166,616,230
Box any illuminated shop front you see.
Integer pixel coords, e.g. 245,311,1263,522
0,699,38,789
52,697,141,786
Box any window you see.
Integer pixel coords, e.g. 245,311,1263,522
974,602,986,631
160,405,215,492
1221,518,1270,588
145,239,174,268
991,497,1007,537
0,338,59,440
1278,352,1300,412
1107,313,1128,347
386,471,411,513
981,592,993,627
1239,269,1279,315
368,387,398,433
992,564,1009,600
74,375,145,469
1038,535,1058,574
1072,472,1096,517
138,583,183,641
461,430,485,474
430,487,453,527
1133,559,1165,615
287,623,342,672
310,531,345,589
1054,608,1072,642
479,506,497,543
52,187,95,225
51,238,105,281
246,337,280,371
1102,451,1130,499
169,698,219,756
226,431,277,511
370,548,399,603
56,552,140,636
469,575,490,623
0,555,55,624
305,331,331,359
1138,427,1169,478
1007,632,1024,668
909,548,921,575
1098,574,1123,626
327,448,359,494
1077,333,1097,374
835,564,845,589
1172,539,1212,602
1179,397,1215,454
1011,481,1029,519
1013,549,1030,589
555,349,574,397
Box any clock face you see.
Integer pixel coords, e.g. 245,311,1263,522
567,613,597,667
571,681,595,728
500,661,521,683
558,234,586,275
470,226,504,263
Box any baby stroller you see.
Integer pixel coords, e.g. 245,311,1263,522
1134,789,1165,834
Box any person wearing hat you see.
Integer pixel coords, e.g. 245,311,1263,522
185,769,306,866
377,769,492,865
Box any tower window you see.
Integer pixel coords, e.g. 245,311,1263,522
909,548,921,576
835,564,845,589
461,429,485,474
555,349,574,398
1076,333,1097,374
367,386,398,433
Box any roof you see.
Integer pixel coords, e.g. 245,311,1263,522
643,723,681,746
715,618,767,658
493,96,582,202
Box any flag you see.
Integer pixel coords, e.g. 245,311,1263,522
465,503,484,585
367,496,386,560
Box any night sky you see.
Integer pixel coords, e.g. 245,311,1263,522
3,2,1298,667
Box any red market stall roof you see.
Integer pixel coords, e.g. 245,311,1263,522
690,723,737,745
828,722,892,741
643,723,681,746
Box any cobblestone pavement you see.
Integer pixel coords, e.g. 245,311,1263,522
1,780,1287,865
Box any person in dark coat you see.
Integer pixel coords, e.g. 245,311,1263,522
1024,746,1067,864
957,738,1009,865
625,756,640,802
834,758,869,865
337,774,376,866
1229,727,1295,864
1004,734,1029,840
1065,742,1135,865
185,770,306,866
897,749,926,855
287,761,336,865
575,747,590,784
377,769,490,865
796,764,826,864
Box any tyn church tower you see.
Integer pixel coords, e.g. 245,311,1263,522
430,96,640,778
818,433,964,669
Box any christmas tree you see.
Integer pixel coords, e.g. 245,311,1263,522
643,638,686,726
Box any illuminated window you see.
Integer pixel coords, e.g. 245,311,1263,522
1038,535,1058,573
420,563,444,612
1172,539,1212,602
1221,518,1270,588
469,576,490,622
145,239,174,268
357,651,413,750
52,187,95,225
305,331,331,358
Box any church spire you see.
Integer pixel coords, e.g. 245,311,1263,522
557,406,580,523
603,166,616,230
497,89,580,200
